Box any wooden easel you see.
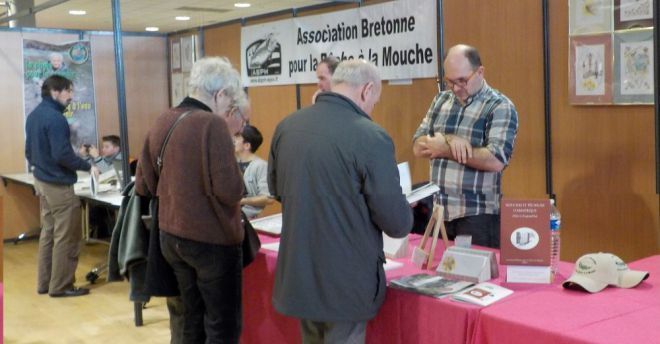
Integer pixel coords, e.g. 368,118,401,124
411,204,450,269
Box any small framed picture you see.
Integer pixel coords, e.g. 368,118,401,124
613,29,654,104
614,0,654,30
569,0,613,35
180,36,195,72
569,34,613,104
171,40,181,71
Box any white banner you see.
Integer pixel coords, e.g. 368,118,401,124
241,0,437,87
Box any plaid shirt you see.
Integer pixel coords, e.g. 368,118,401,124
413,82,518,221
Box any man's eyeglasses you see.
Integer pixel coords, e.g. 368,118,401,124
443,70,477,89
229,106,248,126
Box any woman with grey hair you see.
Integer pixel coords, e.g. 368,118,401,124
136,56,249,343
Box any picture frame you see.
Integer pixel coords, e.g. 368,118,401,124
171,40,181,71
613,29,654,104
180,36,195,73
569,34,613,104
171,73,185,107
569,0,613,35
614,0,654,30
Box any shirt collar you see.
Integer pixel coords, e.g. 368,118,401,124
177,96,212,113
315,92,372,121
42,96,67,113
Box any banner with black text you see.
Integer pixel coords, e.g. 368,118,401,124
241,0,437,86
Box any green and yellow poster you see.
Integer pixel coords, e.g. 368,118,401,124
23,39,97,150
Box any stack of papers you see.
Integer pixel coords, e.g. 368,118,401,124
390,273,474,298
249,213,282,235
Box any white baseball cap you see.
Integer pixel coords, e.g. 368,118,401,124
605,253,649,288
563,253,619,293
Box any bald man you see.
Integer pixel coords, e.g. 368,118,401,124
269,60,412,343
412,44,519,248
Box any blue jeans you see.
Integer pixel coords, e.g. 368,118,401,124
444,214,500,248
160,231,242,344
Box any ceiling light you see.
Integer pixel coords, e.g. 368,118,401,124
145,27,159,32
175,16,191,21
69,10,87,15
234,3,251,8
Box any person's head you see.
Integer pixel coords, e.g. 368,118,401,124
443,44,484,103
49,52,64,71
234,124,263,155
225,90,250,135
101,135,120,157
188,57,242,122
316,56,340,92
41,75,73,107
330,59,382,116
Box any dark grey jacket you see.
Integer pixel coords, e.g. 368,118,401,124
269,92,413,321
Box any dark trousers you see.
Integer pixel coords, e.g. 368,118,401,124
160,231,243,344
445,214,500,248
300,320,367,344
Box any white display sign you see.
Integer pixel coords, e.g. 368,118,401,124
240,0,437,86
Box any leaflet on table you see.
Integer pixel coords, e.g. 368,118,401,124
390,273,474,298
451,282,513,306
406,183,440,204
249,213,282,235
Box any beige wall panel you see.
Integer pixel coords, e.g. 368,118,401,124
548,1,658,262
203,24,242,67
91,34,169,159
0,31,27,174
443,0,547,200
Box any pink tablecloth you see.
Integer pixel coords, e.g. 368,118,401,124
471,255,660,344
240,234,560,344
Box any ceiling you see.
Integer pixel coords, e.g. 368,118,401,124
1,0,355,33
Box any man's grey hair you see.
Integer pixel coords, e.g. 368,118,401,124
331,59,381,88
188,57,242,99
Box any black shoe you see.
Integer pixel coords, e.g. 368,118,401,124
37,289,48,295
49,287,90,298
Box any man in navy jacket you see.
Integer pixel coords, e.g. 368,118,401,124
25,75,99,297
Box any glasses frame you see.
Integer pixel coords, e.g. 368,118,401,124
443,69,478,90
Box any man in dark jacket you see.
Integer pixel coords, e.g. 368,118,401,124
25,74,99,297
269,60,413,343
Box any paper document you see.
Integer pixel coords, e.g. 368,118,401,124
398,162,412,195
384,259,404,271
451,282,513,306
250,213,282,235
261,242,280,252
390,273,474,298
406,183,439,204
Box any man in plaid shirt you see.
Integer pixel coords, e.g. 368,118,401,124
413,44,518,248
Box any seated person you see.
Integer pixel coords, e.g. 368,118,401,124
234,124,273,219
79,135,122,173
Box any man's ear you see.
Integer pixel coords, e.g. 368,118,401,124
361,82,373,102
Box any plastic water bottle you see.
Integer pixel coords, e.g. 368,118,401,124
550,199,561,279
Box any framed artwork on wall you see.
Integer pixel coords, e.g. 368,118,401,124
614,0,654,30
180,36,195,73
569,34,613,104
613,29,654,104
171,41,181,71
569,0,613,35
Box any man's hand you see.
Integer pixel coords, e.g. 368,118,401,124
78,145,88,157
445,134,472,164
414,135,450,159
88,146,100,159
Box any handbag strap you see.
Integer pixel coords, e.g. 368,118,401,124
156,110,193,175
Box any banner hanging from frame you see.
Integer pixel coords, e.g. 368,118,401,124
240,0,438,86
23,39,98,148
